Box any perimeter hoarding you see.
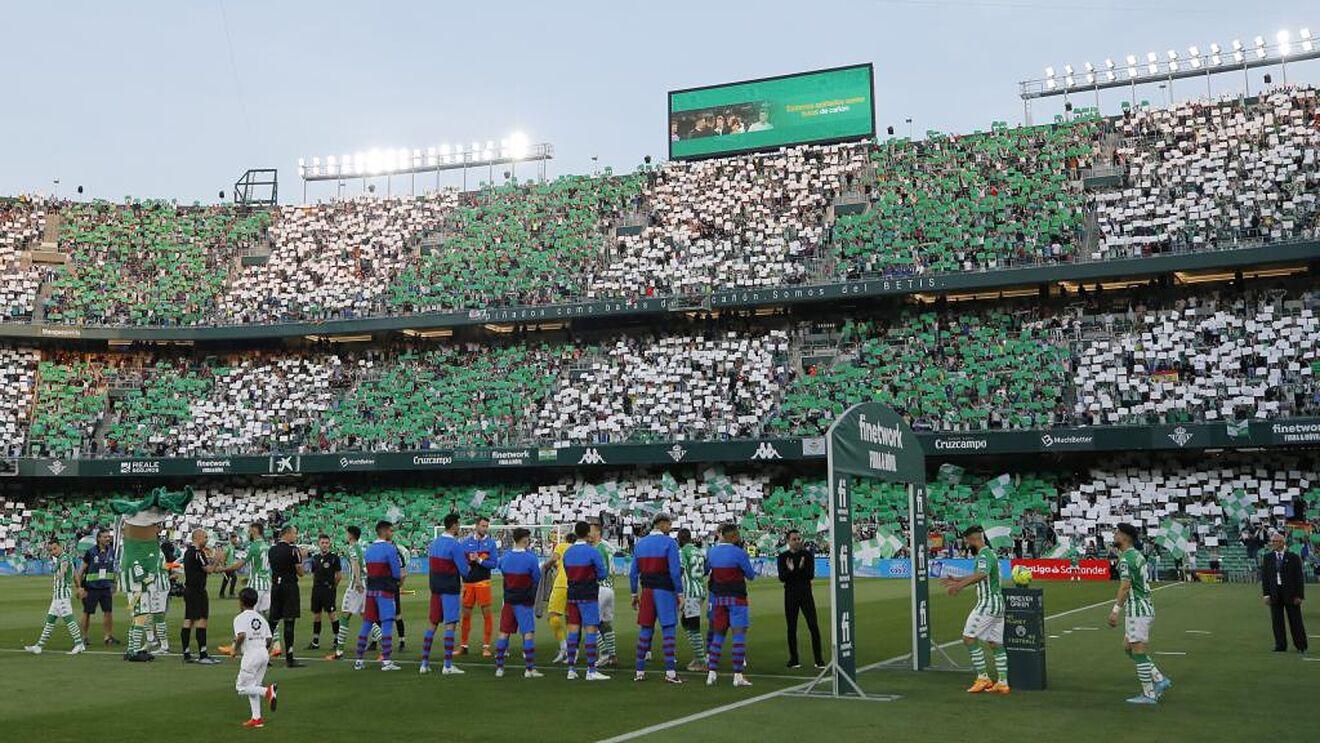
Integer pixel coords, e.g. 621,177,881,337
669,64,875,160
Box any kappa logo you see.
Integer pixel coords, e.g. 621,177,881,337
666,444,687,462
577,448,606,465
750,442,782,460
47,459,67,475
1168,426,1194,447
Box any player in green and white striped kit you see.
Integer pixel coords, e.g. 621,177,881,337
940,525,1010,694
677,528,708,671
589,522,618,665
328,526,366,660
1108,523,1172,705
25,539,86,655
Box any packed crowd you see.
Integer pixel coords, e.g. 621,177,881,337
0,198,46,319
834,116,1099,277
1,89,1318,327
4,456,1315,564
43,201,270,326
1094,88,1320,259
2,283,1318,458
587,144,867,297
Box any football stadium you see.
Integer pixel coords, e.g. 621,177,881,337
2,2,1319,740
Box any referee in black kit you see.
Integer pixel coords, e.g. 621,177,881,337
307,533,342,651
268,525,307,667
180,528,221,664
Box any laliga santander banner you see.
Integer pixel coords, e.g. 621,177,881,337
1011,558,1109,581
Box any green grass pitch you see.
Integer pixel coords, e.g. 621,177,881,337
0,577,1314,741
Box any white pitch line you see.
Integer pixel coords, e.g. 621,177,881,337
1185,630,1212,635
0,647,813,682
599,584,1184,742
1303,658,1320,663
1154,652,1187,656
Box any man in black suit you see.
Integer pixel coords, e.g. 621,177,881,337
777,530,825,669
1261,531,1307,653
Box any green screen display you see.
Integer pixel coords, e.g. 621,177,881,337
668,64,874,160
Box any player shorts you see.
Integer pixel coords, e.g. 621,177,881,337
81,587,113,615
500,603,536,636
462,582,493,609
548,586,568,616
236,649,269,693
362,593,397,624
708,597,750,632
962,610,1004,644
46,597,73,617
598,585,615,623
311,585,337,614
682,595,704,620
637,587,679,628
183,590,209,621
269,584,300,623
255,588,271,613
1124,614,1154,644
130,586,168,616
430,592,461,625
566,599,600,627
341,587,365,615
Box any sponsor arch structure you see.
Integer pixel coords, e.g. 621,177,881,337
793,402,930,701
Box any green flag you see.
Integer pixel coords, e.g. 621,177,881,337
986,474,1016,500
937,463,965,486
983,520,1014,550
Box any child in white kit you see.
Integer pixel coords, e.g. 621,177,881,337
230,587,279,728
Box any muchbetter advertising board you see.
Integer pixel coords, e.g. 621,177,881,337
668,64,875,160
812,402,928,699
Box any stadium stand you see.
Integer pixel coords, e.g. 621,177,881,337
44,201,270,326
0,197,47,320
217,193,456,324
588,144,868,298
1073,289,1320,425
532,330,790,443
1093,89,1320,259
392,174,643,312
768,308,1071,435
318,343,582,451
0,348,38,457
833,117,1099,277
25,357,107,459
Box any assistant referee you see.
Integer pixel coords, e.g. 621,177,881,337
268,526,306,668
180,528,221,664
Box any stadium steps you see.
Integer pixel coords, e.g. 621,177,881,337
1219,543,1257,583
25,211,67,265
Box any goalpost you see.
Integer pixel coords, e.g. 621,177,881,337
792,402,931,701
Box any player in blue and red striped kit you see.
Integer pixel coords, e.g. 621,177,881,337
705,523,756,687
562,521,611,681
629,514,684,684
355,521,402,671
419,514,471,675
494,528,543,678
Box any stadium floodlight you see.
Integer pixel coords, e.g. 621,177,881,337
1210,43,1222,66
1277,29,1292,57
1255,36,1267,59
1044,66,1056,89
1146,52,1159,75
1125,54,1138,78
1167,49,1179,72
300,136,554,186
508,131,530,160
1302,28,1313,52
1188,46,1201,69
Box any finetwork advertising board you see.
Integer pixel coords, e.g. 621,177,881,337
669,64,875,160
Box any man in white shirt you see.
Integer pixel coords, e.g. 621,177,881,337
230,587,279,729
